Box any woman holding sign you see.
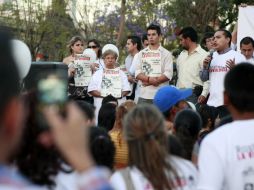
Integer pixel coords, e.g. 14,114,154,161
88,46,131,123
64,36,95,104
63,36,84,65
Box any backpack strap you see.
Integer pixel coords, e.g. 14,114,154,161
119,167,135,190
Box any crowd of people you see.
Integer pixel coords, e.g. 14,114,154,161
0,13,254,190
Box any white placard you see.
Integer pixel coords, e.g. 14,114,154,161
141,49,162,77
237,6,254,51
74,54,92,87
101,68,122,98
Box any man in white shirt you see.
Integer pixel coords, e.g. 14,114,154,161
240,36,254,64
176,26,209,104
125,35,141,100
202,29,245,118
198,63,254,190
125,36,141,71
135,24,173,104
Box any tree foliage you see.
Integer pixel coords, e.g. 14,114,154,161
40,0,77,61
1,0,253,61
0,0,77,61
166,0,253,34
166,0,218,33
217,0,254,29
0,0,47,59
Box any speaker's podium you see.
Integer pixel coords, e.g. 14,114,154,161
23,62,68,91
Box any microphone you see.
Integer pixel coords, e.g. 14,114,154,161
207,49,215,69
200,49,214,82
209,49,215,57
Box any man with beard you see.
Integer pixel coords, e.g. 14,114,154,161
176,27,209,105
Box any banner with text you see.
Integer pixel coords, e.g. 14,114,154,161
237,6,254,51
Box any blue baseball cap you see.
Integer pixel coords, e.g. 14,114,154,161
153,86,192,112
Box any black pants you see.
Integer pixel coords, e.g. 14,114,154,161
137,97,153,104
126,83,137,100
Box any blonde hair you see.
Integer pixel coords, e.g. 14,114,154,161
67,36,84,54
123,104,177,190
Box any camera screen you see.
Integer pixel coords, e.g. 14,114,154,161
37,74,67,105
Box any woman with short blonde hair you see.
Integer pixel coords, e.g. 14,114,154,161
63,36,84,65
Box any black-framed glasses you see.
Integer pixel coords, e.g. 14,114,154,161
87,45,97,49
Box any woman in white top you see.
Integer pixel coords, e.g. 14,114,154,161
63,36,94,103
88,49,130,123
110,104,198,190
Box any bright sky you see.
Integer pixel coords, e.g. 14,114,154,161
70,0,120,23
0,0,120,24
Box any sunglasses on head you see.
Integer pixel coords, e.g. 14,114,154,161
88,45,97,49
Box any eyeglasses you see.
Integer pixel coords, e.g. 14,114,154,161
88,45,97,49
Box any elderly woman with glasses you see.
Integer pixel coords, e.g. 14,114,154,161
88,45,130,123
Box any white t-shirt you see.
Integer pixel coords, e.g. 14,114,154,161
0,167,111,190
207,50,245,107
129,54,141,103
54,171,77,190
110,156,197,190
129,53,139,76
124,54,134,96
198,119,254,190
246,57,254,65
88,68,131,122
125,54,134,72
95,58,105,70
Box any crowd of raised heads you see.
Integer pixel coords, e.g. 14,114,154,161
1,13,254,190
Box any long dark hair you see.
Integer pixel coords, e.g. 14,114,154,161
89,127,115,170
87,39,102,58
14,91,67,189
123,104,177,189
98,103,117,132
174,109,202,160
198,104,218,131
